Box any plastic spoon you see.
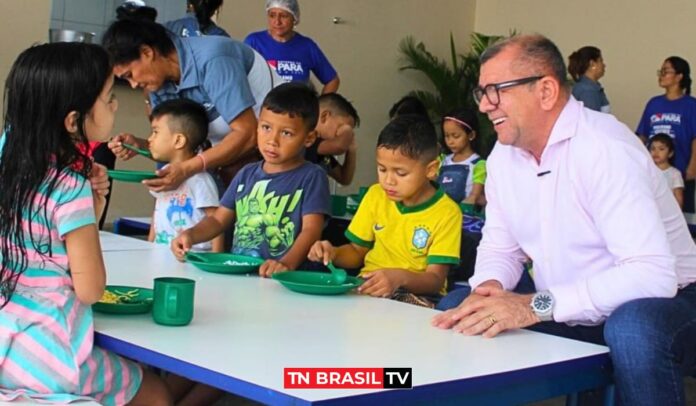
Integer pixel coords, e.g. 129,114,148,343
121,142,153,159
327,261,347,285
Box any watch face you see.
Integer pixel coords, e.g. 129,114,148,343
533,294,553,311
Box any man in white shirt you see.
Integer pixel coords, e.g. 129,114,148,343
432,34,696,404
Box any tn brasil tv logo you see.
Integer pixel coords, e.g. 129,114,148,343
284,368,412,389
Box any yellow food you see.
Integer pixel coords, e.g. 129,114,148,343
98,289,139,304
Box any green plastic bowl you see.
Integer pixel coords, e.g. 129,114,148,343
93,285,153,314
107,169,158,183
272,271,364,295
186,252,264,274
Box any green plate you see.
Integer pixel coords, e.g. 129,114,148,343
93,285,153,314
272,271,364,295
107,169,157,183
186,252,264,274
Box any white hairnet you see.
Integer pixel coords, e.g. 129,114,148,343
123,0,146,6
265,0,300,24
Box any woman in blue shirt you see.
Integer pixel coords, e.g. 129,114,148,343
568,46,610,113
165,0,229,38
245,0,340,94
102,19,277,190
637,56,696,213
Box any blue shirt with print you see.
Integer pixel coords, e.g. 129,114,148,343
637,94,696,173
220,161,330,260
149,35,256,141
244,30,337,84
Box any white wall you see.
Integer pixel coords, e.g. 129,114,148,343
475,0,696,130
219,0,477,194
11,1,689,223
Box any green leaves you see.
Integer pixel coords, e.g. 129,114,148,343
397,31,514,156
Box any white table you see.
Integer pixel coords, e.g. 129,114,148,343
99,231,154,252
93,244,612,405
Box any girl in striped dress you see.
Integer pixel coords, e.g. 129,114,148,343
0,43,171,405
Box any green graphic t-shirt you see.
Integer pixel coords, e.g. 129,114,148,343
220,161,330,259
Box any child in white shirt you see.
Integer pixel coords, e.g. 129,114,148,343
650,133,685,208
146,99,223,252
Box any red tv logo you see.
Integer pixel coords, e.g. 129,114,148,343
284,368,412,389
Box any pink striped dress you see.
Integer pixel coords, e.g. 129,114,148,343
0,167,142,405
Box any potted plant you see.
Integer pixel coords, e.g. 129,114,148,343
398,31,513,156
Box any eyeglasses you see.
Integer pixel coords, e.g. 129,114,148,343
473,76,544,106
657,69,676,77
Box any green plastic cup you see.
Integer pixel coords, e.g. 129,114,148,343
152,277,195,326
331,195,348,216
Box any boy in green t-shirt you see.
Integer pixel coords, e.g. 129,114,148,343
309,115,462,306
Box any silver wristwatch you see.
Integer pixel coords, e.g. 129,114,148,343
530,290,555,322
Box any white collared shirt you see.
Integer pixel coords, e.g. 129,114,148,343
470,97,696,325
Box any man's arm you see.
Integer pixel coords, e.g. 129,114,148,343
550,136,679,324
468,169,528,291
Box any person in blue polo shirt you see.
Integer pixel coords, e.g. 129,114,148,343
164,0,229,38
102,19,279,190
245,0,340,94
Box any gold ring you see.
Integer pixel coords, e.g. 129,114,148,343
488,315,497,326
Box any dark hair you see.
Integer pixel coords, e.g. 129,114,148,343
665,56,692,95
649,133,676,154
568,46,601,81
188,0,224,32
388,95,429,120
481,34,568,88
377,114,438,162
102,19,175,65
262,82,319,131
441,108,482,156
115,2,158,22
150,99,209,151
0,43,111,307
319,93,360,127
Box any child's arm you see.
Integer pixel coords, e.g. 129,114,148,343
463,183,484,205
107,133,147,161
317,126,354,156
308,240,369,269
89,163,109,221
147,213,155,242
204,207,225,253
673,187,684,208
171,206,235,261
66,224,106,304
327,139,357,186
259,213,325,277
359,264,448,298
465,160,487,206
